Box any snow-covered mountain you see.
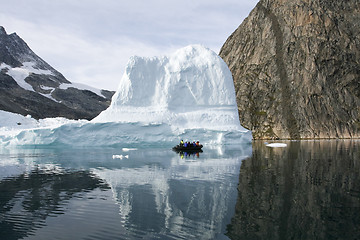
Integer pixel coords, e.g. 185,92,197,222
0,26,114,120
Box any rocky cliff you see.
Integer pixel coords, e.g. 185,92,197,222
220,0,360,139
0,26,114,120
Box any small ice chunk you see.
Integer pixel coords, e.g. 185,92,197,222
112,154,129,159
122,148,137,152
266,143,287,148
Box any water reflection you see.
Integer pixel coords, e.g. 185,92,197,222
227,140,360,240
0,167,109,239
94,147,250,239
0,146,251,239
173,150,202,159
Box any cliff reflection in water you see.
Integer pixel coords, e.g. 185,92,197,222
227,140,360,240
0,168,110,239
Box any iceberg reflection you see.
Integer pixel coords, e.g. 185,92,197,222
0,145,251,239
93,147,251,239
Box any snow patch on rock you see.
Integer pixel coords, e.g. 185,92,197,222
0,62,53,91
60,82,107,99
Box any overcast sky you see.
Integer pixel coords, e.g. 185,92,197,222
0,0,258,90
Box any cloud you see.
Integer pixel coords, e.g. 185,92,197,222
0,14,177,90
0,0,258,90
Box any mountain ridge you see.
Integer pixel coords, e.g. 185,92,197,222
0,26,114,120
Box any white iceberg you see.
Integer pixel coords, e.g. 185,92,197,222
94,45,246,132
0,45,251,147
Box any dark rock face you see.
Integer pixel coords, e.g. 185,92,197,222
227,140,360,239
0,26,114,120
220,0,360,139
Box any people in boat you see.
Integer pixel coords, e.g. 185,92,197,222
178,140,201,148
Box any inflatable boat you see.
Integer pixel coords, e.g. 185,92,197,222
172,144,203,152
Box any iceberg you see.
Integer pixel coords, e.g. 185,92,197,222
94,45,245,132
0,45,251,147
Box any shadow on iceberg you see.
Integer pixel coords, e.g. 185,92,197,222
0,121,251,148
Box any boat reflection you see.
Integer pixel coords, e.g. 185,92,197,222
173,149,203,158
0,146,251,239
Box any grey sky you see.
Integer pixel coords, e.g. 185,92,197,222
0,0,258,90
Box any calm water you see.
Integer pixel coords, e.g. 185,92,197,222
0,144,251,240
1,140,359,240
227,140,360,240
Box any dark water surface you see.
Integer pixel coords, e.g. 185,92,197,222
0,145,251,240
227,140,360,240
1,140,359,240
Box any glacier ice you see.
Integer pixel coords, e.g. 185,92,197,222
94,45,246,132
0,45,251,147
